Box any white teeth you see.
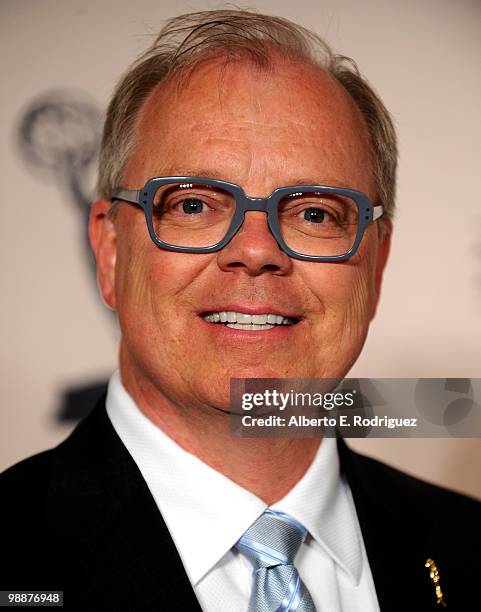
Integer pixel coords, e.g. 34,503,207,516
227,323,275,330
236,313,252,324
252,314,267,324
203,311,295,328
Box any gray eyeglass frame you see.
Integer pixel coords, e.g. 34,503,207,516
111,176,383,262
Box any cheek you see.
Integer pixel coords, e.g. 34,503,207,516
302,242,378,336
114,239,155,334
341,245,378,341
114,235,210,336
344,265,375,332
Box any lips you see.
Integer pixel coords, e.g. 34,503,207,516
201,309,298,331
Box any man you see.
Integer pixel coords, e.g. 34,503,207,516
1,9,480,612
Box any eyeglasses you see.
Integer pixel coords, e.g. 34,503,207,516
111,176,383,262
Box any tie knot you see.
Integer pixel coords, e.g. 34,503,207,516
236,510,307,569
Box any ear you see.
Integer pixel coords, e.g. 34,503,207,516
88,200,117,310
371,219,392,320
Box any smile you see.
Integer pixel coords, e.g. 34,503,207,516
203,311,296,331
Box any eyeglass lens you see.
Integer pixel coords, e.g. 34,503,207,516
153,182,235,248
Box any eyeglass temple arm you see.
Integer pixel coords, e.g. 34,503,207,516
111,188,141,205
373,205,383,221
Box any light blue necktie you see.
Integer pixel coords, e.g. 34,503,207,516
236,509,317,612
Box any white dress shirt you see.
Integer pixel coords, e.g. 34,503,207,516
106,370,380,612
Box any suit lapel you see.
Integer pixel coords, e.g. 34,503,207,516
46,397,202,610
337,437,441,611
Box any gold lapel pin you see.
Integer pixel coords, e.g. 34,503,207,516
425,558,447,607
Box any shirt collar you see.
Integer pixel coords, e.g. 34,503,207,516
271,432,362,584
106,370,362,585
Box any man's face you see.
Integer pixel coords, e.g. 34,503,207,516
90,57,390,412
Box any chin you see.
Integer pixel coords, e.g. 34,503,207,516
193,367,279,412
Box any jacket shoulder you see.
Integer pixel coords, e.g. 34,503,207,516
0,449,55,509
344,443,481,558
353,449,481,516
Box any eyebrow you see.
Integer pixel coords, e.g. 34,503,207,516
156,169,346,188
289,178,346,187
159,168,229,180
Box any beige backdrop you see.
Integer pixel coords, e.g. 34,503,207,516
1,0,480,500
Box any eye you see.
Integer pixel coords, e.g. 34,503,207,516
301,208,327,223
181,198,206,214
280,192,344,226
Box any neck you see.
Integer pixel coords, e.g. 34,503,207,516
119,362,320,505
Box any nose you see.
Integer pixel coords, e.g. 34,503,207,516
216,211,292,276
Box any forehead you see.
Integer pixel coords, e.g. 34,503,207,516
123,56,374,196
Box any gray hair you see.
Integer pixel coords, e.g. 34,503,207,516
98,9,397,221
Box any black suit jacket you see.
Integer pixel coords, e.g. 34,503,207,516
1,397,480,611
